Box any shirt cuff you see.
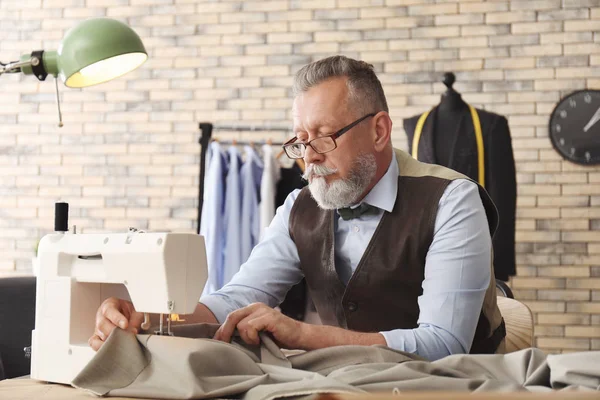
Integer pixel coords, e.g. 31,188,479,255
379,329,418,354
199,294,236,324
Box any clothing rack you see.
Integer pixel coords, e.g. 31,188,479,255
206,124,291,133
197,122,291,233
213,139,286,146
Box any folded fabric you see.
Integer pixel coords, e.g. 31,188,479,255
71,324,600,400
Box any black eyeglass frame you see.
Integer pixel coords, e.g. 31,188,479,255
282,113,376,159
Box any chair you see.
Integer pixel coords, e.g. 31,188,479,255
0,276,36,380
495,279,534,353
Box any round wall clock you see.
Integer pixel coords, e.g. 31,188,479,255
549,89,600,165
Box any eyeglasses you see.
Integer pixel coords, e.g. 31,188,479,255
282,113,376,159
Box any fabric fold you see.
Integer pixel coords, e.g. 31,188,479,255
72,329,600,400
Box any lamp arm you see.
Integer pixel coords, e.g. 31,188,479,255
0,58,34,75
1,51,58,80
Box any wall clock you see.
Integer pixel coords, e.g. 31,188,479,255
549,89,600,165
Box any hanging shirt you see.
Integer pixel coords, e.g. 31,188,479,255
275,161,307,208
240,146,264,262
222,146,243,288
275,161,308,321
259,145,281,241
200,142,227,296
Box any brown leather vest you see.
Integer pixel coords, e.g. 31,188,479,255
289,149,505,354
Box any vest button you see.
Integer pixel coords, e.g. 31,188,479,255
348,302,358,312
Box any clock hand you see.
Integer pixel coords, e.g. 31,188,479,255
583,106,600,132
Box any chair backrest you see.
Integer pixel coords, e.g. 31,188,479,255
495,279,514,299
496,296,534,353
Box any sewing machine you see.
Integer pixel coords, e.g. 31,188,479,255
30,230,207,385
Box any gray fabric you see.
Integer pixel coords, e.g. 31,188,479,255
70,326,600,400
72,329,150,395
547,352,600,390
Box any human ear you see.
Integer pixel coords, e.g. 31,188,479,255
372,111,392,152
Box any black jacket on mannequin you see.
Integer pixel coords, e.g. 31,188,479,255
403,94,517,281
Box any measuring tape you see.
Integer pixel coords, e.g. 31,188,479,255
411,104,485,187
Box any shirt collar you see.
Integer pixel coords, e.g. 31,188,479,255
361,151,398,213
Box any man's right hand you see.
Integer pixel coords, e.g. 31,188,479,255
88,297,144,351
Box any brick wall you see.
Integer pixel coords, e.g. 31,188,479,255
1,0,599,353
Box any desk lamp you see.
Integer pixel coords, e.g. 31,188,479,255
0,18,147,125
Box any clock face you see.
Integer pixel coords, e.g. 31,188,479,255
549,89,600,165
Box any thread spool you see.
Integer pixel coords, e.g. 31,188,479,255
54,202,69,233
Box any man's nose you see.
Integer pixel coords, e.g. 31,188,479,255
303,144,324,165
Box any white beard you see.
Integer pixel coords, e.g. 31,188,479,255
303,153,377,210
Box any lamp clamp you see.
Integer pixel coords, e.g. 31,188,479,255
30,50,48,81
0,51,48,79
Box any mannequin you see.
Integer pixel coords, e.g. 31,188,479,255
403,73,517,282
436,72,469,166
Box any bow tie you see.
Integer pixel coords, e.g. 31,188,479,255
337,203,379,221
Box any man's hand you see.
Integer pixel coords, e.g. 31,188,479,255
214,303,305,349
88,297,144,351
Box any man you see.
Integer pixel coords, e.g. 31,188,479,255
90,56,505,361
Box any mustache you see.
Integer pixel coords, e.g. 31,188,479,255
302,164,338,180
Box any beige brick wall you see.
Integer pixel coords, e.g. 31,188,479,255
1,0,599,353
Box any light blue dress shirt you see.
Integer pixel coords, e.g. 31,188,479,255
222,146,243,289
200,142,227,296
201,151,492,361
240,146,264,262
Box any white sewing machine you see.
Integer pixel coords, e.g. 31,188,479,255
30,230,208,385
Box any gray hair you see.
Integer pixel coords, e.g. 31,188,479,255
292,55,389,115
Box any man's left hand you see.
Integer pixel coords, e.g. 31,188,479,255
213,303,305,349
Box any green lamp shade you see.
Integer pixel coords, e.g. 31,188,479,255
55,18,147,88
65,52,147,88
